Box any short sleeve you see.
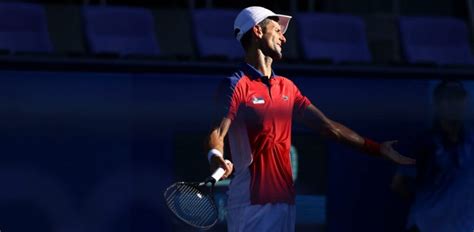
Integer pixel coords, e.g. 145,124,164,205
292,82,311,115
215,75,243,121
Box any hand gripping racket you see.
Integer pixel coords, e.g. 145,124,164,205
164,166,226,230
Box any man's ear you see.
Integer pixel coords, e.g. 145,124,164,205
252,25,264,39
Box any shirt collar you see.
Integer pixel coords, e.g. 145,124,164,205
241,63,276,80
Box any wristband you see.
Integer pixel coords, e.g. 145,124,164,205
363,138,381,156
208,149,223,163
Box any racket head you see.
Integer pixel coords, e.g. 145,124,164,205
164,182,218,230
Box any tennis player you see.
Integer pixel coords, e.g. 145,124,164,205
207,6,416,232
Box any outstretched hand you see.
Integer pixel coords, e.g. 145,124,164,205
380,140,416,165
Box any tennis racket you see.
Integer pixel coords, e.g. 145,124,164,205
164,166,226,230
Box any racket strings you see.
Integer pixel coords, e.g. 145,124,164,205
167,184,216,225
165,183,218,228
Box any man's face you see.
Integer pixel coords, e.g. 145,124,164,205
258,20,287,60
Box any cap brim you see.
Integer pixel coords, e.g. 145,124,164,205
274,14,292,34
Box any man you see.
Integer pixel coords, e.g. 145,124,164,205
392,80,474,232
207,6,416,232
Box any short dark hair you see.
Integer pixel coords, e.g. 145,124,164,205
236,16,280,51
433,80,467,104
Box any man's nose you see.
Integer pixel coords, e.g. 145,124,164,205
280,34,286,44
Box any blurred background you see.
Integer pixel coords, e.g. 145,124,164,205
0,0,473,231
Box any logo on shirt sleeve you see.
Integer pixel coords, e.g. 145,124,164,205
252,96,265,104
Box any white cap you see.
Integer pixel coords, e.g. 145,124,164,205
234,6,292,41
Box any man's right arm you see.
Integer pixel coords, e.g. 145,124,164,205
207,117,233,179
208,75,242,178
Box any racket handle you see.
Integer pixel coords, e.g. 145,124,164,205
211,167,225,182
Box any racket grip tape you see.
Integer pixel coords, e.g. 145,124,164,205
211,167,225,182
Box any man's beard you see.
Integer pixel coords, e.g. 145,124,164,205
264,46,283,60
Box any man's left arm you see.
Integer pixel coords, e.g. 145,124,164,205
302,104,416,165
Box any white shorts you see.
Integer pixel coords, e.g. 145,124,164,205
226,203,296,232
